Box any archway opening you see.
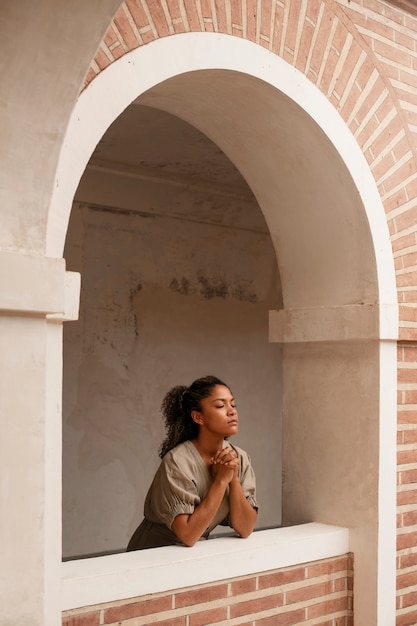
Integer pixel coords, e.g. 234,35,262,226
63,103,283,558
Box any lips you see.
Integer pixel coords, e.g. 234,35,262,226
228,420,238,426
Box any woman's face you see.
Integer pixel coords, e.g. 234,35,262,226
195,385,239,437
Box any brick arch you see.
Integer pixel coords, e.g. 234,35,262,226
85,0,417,328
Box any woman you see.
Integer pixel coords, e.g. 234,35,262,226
127,375,258,550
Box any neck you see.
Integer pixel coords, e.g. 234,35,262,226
193,433,224,458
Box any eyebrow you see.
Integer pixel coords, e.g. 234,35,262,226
210,396,235,404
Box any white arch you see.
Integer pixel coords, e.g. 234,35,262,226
48,33,396,309
52,33,398,626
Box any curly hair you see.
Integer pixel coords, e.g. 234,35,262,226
159,375,230,458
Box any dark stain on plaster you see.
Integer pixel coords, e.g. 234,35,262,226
197,273,228,299
129,283,143,336
140,275,260,304
88,204,157,219
168,273,259,303
232,283,258,303
169,277,194,296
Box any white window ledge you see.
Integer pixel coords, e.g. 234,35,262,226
62,522,349,611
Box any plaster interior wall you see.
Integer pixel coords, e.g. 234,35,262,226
282,339,381,615
63,105,282,558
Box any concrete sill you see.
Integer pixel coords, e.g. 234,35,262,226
62,522,349,611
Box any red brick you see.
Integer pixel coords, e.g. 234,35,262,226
103,24,120,48
398,367,417,384
397,609,417,626
153,618,186,626
307,556,350,577
334,577,347,592
286,580,332,604
402,346,417,362
256,608,306,625
394,208,417,236
398,448,417,465
399,551,417,569
259,0,273,44
230,0,243,32
397,489,417,506
295,21,315,74
230,592,283,618
175,584,228,608
245,0,257,41
398,468,417,484
319,47,341,97
391,231,416,255
258,566,305,588
397,530,417,551
309,7,335,79
403,429,417,444
214,0,228,32
403,589,417,608
183,0,203,30
230,577,257,594
374,38,412,68
94,46,112,71
62,613,99,626
397,569,417,590
114,7,139,49
126,0,150,29
149,0,172,36
103,596,171,622
270,2,285,54
399,328,417,342
308,596,348,619
189,607,227,626
398,411,417,425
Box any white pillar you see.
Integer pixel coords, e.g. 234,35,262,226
270,304,397,626
0,251,79,626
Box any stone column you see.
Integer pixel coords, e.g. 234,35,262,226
0,251,80,626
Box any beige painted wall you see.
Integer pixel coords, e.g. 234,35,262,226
63,171,282,557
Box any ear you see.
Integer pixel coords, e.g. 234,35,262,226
191,411,204,425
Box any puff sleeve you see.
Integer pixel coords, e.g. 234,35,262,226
143,452,202,529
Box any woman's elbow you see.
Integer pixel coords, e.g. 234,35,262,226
172,524,198,547
236,526,254,539
181,535,198,547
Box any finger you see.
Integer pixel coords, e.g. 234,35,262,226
221,447,236,460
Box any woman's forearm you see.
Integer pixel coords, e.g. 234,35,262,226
228,478,257,538
171,477,229,546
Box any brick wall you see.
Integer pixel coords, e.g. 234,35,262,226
62,554,353,625
397,343,417,626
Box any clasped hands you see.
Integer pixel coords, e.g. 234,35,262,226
210,447,239,482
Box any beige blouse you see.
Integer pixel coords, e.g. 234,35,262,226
127,439,258,550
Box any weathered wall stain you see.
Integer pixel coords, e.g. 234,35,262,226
169,274,259,302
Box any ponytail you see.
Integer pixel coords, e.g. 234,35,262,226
159,375,229,458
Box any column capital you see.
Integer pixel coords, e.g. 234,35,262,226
269,303,398,343
0,250,80,319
